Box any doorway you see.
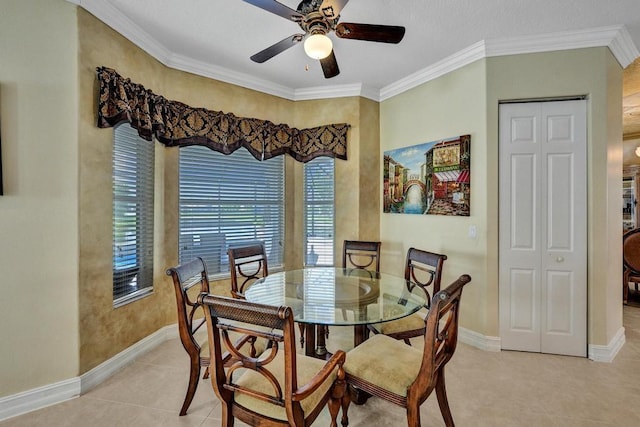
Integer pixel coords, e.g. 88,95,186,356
498,99,587,357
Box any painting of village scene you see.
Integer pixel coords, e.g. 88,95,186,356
383,135,470,216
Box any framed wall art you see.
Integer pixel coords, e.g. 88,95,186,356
383,134,470,216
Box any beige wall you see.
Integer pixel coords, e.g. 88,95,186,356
0,0,625,403
0,0,79,396
380,60,488,329
380,48,624,345
77,9,377,373
486,48,623,346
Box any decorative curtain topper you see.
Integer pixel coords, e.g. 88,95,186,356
96,67,348,162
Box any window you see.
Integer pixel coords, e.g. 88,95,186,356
112,124,155,306
304,157,335,266
179,146,284,274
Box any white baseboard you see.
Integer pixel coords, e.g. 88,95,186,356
0,324,178,422
589,326,626,362
459,326,628,362
0,322,624,422
80,324,177,394
0,378,80,422
459,326,502,352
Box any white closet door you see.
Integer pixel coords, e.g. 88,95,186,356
499,100,587,357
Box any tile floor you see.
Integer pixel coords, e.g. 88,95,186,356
3,306,640,426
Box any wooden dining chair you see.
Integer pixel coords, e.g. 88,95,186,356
228,242,269,299
166,257,266,416
368,247,447,345
198,293,348,427
343,274,472,427
165,257,213,416
342,240,381,319
305,240,382,348
342,240,381,275
623,228,640,304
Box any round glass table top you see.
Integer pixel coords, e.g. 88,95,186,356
244,267,426,326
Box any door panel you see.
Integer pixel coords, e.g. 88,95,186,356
500,100,587,357
510,268,539,340
547,153,573,250
511,154,537,249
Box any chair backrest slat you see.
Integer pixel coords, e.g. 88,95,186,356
418,274,471,385
198,292,347,426
228,243,269,299
343,240,381,273
404,247,447,309
166,257,210,355
198,293,299,413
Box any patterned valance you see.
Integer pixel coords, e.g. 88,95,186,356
96,67,348,162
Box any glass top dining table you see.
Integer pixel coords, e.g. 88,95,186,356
244,267,426,357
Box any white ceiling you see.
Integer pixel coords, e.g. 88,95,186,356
73,0,640,102
72,0,640,99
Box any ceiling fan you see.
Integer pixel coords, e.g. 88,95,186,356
243,0,406,78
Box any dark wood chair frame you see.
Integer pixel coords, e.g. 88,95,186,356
302,240,383,350
340,240,382,344
368,247,447,345
166,257,260,416
228,243,269,299
198,293,348,427
342,240,381,274
624,228,640,304
165,257,212,416
343,274,472,427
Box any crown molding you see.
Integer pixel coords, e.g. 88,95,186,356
167,53,296,100
485,24,639,68
379,41,487,101
294,83,378,101
72,0,173,64
69,1,639,102
380,25,640,101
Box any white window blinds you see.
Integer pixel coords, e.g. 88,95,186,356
304,157,335,266
179,146,284,274
112,124,155,305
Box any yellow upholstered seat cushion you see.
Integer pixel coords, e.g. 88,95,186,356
344,334,422,397
233,351,337,421
374,311,426,335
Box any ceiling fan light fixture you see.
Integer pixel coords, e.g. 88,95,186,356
636,146,640,157
304,34,332,59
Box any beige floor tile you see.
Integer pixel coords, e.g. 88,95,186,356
3,306,640,426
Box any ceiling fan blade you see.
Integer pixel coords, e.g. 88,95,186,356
250,34,304,63
320,50,340,79
319,0,351,19
242,0,303,21
336,22,406,43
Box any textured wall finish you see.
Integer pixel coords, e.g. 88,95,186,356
77,9,374,372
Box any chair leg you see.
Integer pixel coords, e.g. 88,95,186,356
298,323,306,348
624,271,630,305
221,402,234,427
202,365,210,380
435,369,454,427
340,385,351,427
406,403,421,427
328,395,341,427
180,356,201,416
